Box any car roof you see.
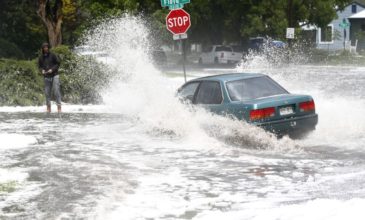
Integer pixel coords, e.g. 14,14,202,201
190,73,266,83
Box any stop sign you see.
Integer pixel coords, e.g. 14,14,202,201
166,9,191,35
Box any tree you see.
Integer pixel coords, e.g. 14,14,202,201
0,0,46,58
61,0,78,45
233,0,352,41
37,0,64,47
185,0,231,45
0,0,356,58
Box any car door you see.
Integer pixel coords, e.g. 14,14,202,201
194,81,225,114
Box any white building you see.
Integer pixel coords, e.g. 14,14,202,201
311,1,365,51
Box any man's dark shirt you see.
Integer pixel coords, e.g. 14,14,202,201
38,52,60,77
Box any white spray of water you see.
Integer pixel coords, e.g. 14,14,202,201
285,67,365,149
0,168,28,184
0,133,37,150
193,198,365,220
237,44,308,71
237,49,365,149
82,15,296,150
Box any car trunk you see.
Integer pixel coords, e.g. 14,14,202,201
242,94,315,121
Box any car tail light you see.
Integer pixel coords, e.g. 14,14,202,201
250,107,275,120
299,100,315,112
221,53,224,58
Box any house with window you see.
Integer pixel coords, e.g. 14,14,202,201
313,1,365,51
349,9,365,52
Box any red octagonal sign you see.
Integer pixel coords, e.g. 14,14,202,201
166,9,191,35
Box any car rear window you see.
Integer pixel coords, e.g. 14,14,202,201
226,76,288,101
216,46,232,52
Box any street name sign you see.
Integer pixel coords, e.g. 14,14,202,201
339,19,350,29
161,0,190,9
173,33,188,40
166,9,191,35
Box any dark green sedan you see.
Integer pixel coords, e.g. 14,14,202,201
177,73,318,138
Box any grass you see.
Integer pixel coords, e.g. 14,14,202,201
309,49,365,65
0,181,17,194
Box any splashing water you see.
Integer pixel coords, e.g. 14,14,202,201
237,43,309,71
237,47,365,150
81,15,296,151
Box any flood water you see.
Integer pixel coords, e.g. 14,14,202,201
1,17,365,220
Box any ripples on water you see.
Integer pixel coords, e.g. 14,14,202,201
1,15,365,219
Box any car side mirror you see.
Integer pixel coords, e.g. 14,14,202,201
186,95,194,103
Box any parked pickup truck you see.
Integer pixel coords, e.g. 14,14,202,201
198,45,242,64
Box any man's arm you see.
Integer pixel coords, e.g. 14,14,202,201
49,53,60,73
38,57,46,75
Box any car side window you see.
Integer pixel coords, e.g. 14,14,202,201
195,81,223,104
178,82,200,102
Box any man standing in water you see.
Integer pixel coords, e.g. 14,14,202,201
38,43,62,113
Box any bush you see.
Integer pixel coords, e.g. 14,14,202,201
51,45,110,104
307,48,365,65
0,45,111,106
0,38,25,59
308,48,330,63
0,59,44,106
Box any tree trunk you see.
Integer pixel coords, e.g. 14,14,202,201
37,0,63,47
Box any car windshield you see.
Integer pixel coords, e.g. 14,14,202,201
226,76,288,101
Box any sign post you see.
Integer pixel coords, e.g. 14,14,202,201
286,28,295,63
339,18,350,51
166,8,191,82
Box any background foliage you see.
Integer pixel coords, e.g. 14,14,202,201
0,46,109,106
0,0,355,58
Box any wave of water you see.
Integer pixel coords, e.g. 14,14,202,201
82,15,296,151
0,133,37,150
194,198,365,220
78,14,365,152
237,51,365,150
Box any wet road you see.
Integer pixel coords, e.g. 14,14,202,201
1,64,365,219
